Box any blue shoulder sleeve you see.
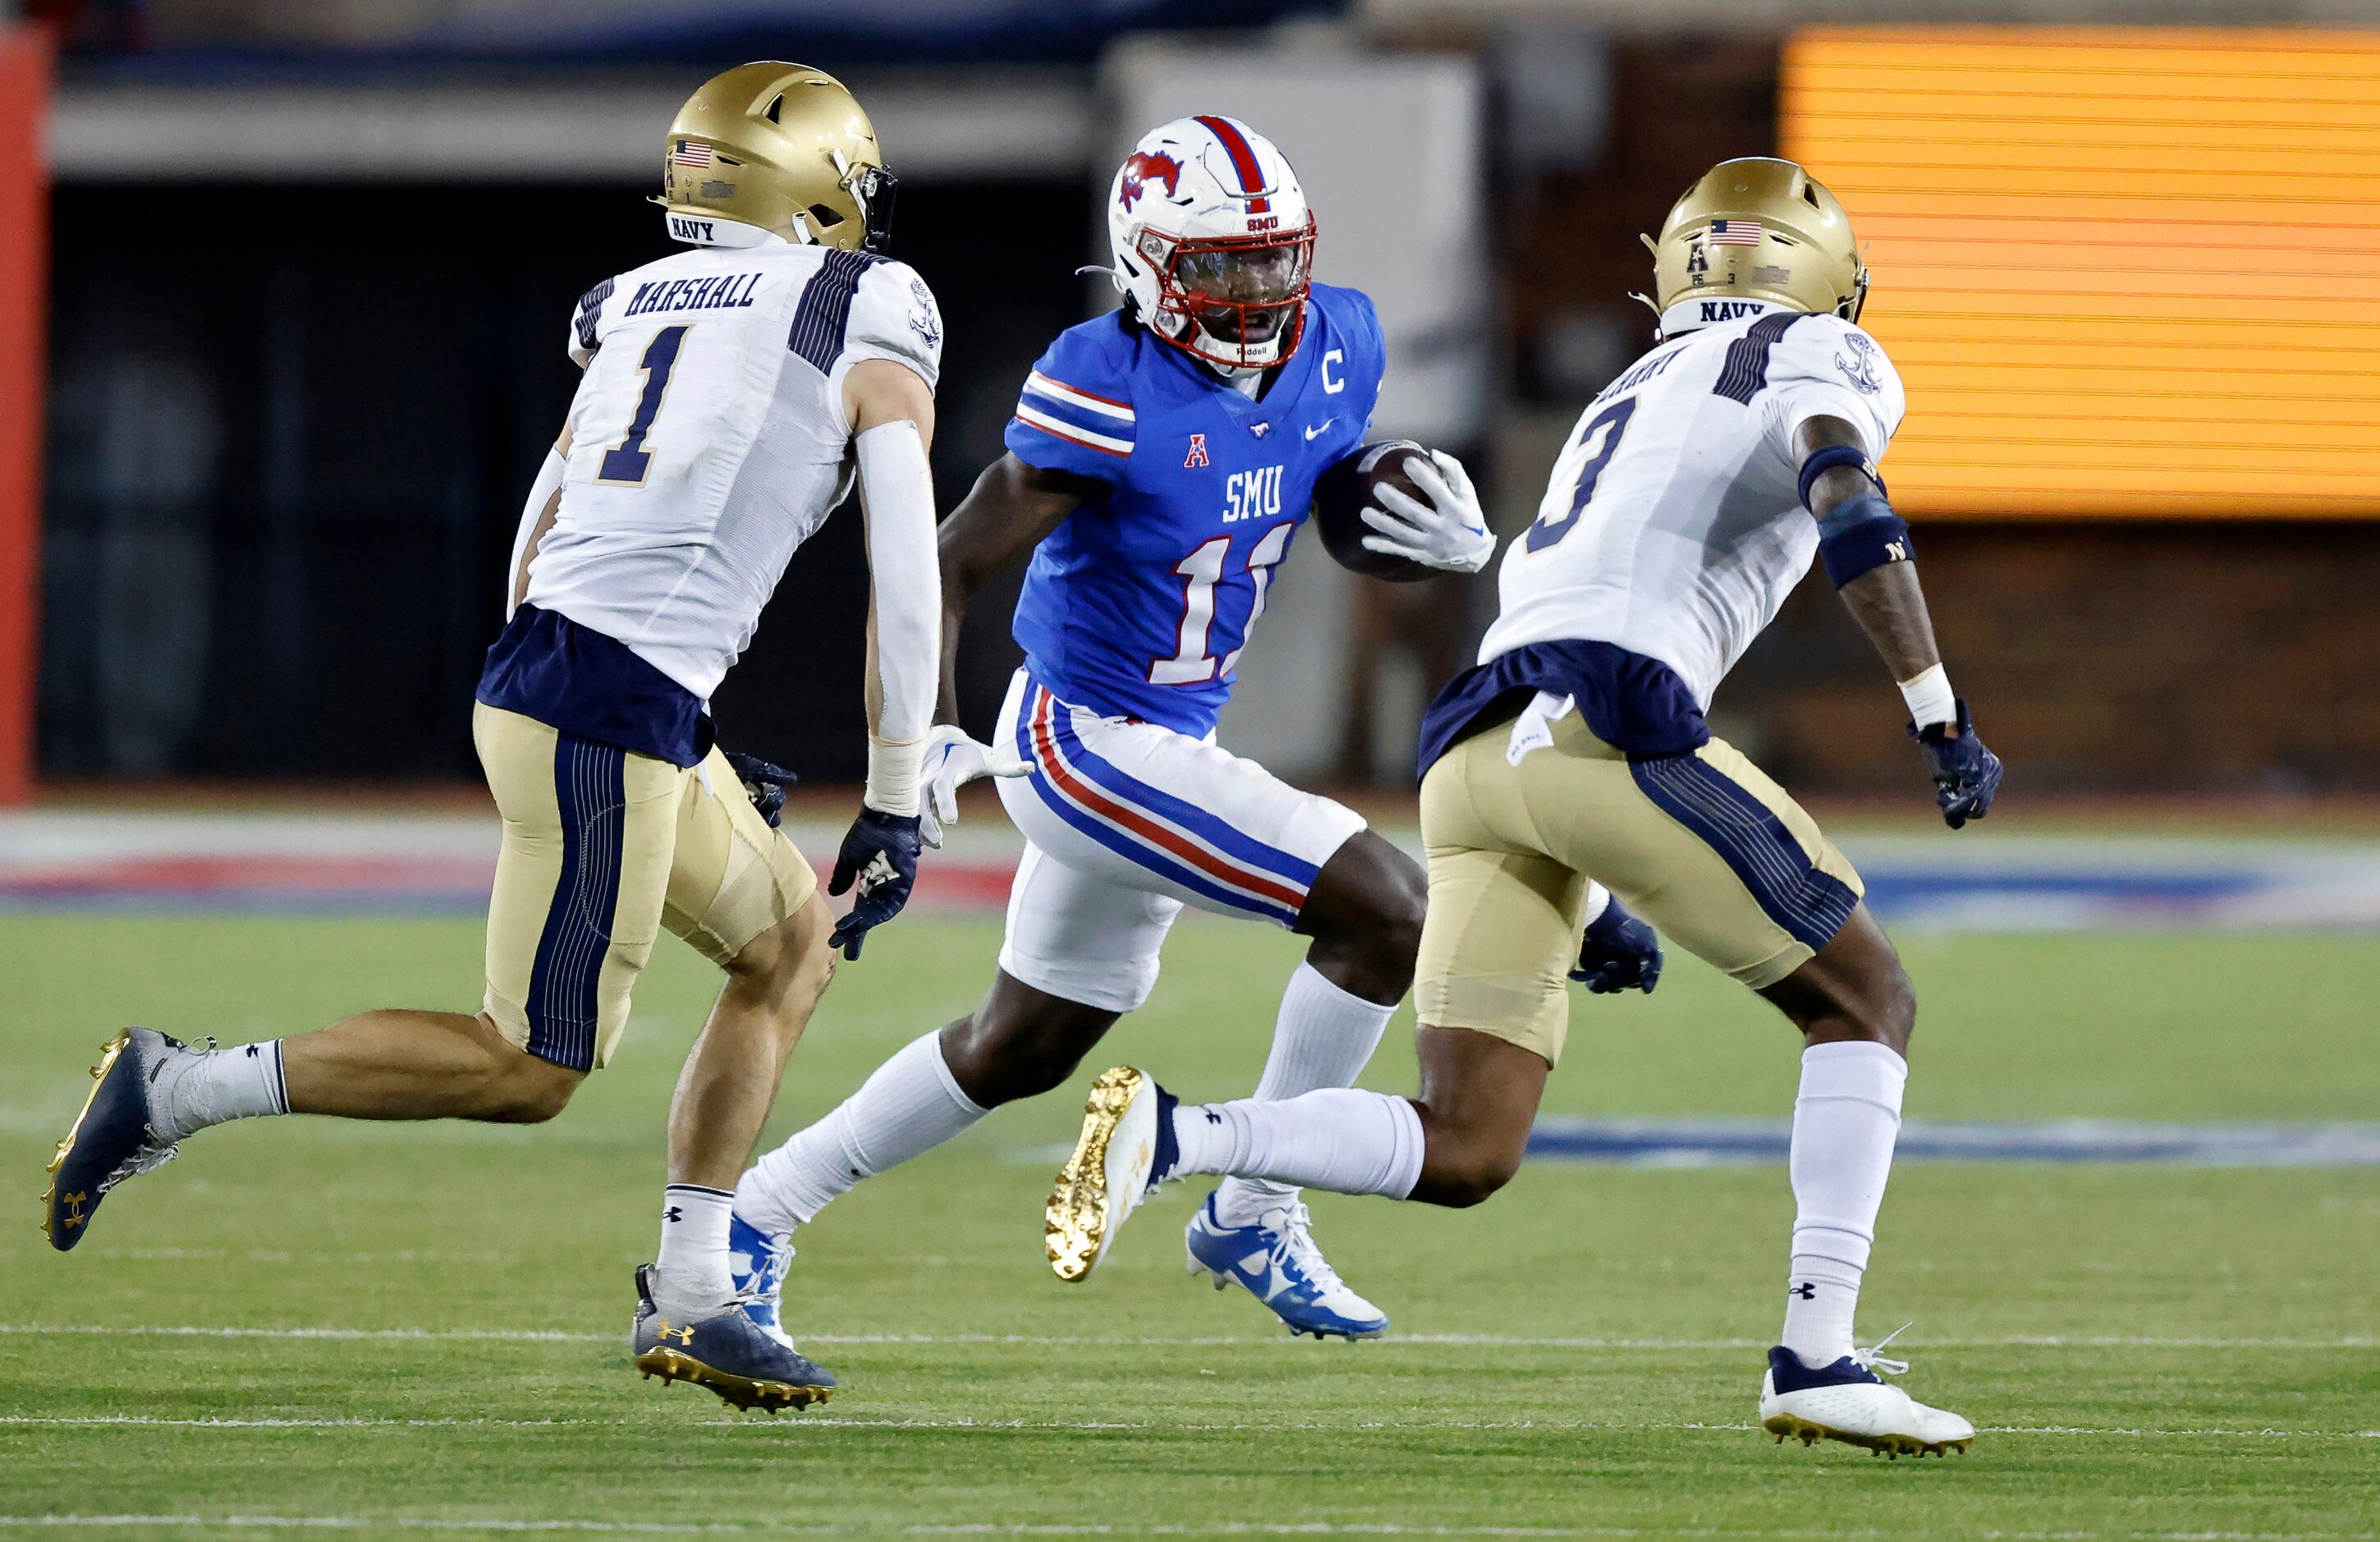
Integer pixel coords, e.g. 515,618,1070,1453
1318,285,1387,438
1005,319,1136,479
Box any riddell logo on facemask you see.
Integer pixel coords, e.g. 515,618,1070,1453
1118,151,1184,212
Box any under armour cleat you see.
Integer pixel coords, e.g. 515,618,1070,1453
631,1264,834,1413
1759,1332,1975,1457
44,1028,183,1251
1185,1192,1387,1340
726,1209,796,1349
1047,1065,1175,1282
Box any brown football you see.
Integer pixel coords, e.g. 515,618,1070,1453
1309,438,1438,583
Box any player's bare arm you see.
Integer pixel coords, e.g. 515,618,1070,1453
1794,412,2004,828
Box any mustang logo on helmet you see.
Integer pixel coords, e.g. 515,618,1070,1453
1118,151,1185,213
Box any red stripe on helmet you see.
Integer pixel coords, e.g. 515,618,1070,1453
1193,114,1271,212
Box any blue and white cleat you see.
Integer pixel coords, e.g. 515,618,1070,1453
726,1209,796,1349
1047,1066,1176,1282
631,1264,835,1413
1759,1333,1974,1457
44,1028,183,1251
1185,1193,1387,1340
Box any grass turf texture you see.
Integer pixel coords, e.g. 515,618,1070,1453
2,913,2376,1539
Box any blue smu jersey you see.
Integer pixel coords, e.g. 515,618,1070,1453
1004,282,1386,735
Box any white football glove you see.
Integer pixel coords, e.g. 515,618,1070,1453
1362,450,1497,575
919,723,1031,849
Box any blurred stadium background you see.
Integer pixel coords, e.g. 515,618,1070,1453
3,3,2378,1535
6,0,2380,807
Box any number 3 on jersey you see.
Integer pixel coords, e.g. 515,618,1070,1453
598,325,689,485
1150,524,1294,686
1525,396,1635,553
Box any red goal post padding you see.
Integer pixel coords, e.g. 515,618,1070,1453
0,26,48,804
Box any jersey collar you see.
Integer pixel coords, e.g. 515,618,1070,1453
1657,296,1791,337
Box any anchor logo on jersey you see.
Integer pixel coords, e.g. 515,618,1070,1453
1184,433,1211,470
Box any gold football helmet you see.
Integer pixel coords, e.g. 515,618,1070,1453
656,62,896,252
1643,158,1865,324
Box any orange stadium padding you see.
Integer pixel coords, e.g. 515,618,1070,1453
0,27,48,801
1783,27,2380,519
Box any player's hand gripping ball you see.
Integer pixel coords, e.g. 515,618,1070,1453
1312,441,1495,581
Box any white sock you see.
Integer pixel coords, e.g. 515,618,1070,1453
734,1031,988,1236
1172,1088,1424,1200
1213,964,1396,1228
153,1039,289,1140
651,1184,734,1318
1781,1039,1907,1368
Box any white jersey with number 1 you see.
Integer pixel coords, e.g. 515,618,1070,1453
1483,305,1905,709
527,241,943,704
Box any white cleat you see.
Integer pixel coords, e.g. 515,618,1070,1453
1759,1332,1976,1458
1046,1067,1174,1282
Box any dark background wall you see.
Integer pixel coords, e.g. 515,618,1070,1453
39,177,1074,782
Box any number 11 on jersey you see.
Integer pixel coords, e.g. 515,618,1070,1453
1150,524,1295,686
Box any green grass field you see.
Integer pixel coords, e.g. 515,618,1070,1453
2,911,2376,1539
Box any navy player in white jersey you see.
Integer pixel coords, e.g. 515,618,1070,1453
43,64,956,1412
1056,160,2004,1457
726,117,1606,1355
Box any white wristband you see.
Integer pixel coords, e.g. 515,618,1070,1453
1580,881,1612,927
1898,663,1956,728
864,736,924,819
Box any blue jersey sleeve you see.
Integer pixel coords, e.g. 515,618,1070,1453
1004,319,1137,480
1330,286,1387,440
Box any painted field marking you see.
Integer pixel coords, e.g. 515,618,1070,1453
0,1521,2374,1541
0,1324,2370,1352
2,1414,2373,1442
1524,1118,2380,1168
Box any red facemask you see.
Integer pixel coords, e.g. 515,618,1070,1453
1138,214,1317,370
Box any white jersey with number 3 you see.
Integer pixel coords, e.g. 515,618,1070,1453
527,241,942,702
1483,307,1905,708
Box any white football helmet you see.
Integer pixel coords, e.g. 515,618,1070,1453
1102,115,1316,371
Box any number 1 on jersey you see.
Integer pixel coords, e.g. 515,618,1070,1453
1525,396,1636,553
598,325,690,485
1149,524,1295,686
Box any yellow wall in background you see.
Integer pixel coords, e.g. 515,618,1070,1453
1783,27,2380,518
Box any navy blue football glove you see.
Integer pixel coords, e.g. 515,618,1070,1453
827,807,923,960
720,750,796,830
1909,700,2003,830
1572,894,1663,995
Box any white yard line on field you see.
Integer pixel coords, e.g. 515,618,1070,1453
2,1414,2374,1442
0,1521,2374,1541
0,1324,2372,1352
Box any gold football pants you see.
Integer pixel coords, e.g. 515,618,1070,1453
473,703,819,1072
1415,708,1862,1066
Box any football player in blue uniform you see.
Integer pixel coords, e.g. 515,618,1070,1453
727,116,1662,1360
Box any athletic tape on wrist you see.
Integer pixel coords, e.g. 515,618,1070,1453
1897,663,1956,728
1816,493,1915,588
1796,444,1882,510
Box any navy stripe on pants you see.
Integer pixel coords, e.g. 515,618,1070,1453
1628,752,1859,954
523,735,627,1072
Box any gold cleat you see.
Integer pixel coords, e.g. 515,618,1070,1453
1763,1412,1972,1458
634,1346,832,1414
1046,1066,1161,1283
39,1031,135,1247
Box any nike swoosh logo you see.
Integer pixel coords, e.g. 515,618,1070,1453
1305,420,1333,441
